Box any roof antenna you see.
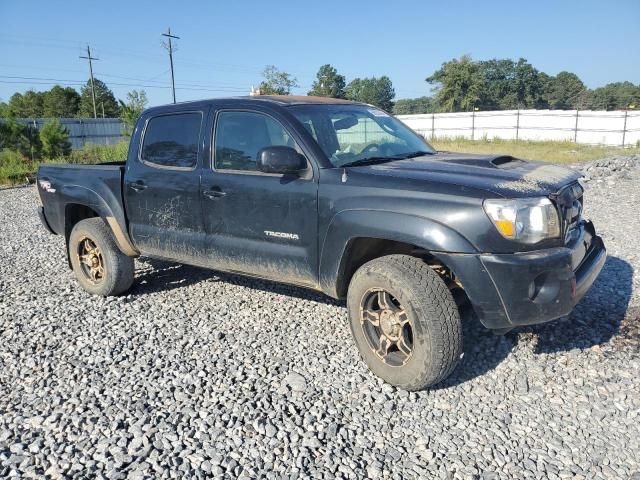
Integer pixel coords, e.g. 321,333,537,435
341,168,348,183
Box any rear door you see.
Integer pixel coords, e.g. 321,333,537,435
199,107,319,288
124,109,207,261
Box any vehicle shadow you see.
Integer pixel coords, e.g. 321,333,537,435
436,306,515,390
130,255,634,388
130,257,343,307
529,255,634,354
437,255,634,389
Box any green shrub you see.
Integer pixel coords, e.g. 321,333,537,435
0,149,34,184
0,118,41,159
40,119,71,158
66,142,128,164
1,141,129,185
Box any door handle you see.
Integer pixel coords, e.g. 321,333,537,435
203,188,226,199
129,181,147,192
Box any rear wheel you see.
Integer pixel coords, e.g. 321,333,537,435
347,255,463,390
69,218,134,296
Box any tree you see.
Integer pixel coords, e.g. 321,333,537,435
589,82,640,110
476,58,516,109
43,86,81,118
40,119,71,158
541,72,588,109
258,65,299,95
79,78,120,117
308,64,346,98
345,76,395,112
0,101,9,118
0,117,41,159
393,97,434,115
509,58,545,108
119,90,148,135
8,90,45,117
427,55,483,112
427,56,549,111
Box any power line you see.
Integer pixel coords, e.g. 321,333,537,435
0,75,250,93
79,45,99,118
161,28,180,104
0,33,316,79
0,31,322,99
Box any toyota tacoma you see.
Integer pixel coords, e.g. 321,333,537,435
36,96,606,390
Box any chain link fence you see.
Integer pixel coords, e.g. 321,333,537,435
398,109,640,147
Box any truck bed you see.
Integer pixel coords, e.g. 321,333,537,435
37,162,128,240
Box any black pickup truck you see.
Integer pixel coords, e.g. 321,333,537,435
37,95,606,390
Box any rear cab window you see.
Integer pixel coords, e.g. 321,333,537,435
141,112,202,169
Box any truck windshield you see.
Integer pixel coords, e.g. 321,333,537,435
289,104,435,167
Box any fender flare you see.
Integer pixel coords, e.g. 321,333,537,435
60,184,138,257
318,209,477,297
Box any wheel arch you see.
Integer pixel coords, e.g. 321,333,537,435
319,210,477,298
64,200,137,269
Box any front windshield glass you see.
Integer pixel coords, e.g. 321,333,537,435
289,104,435,167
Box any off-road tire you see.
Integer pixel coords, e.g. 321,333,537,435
347,254,463,390
69,218,134,296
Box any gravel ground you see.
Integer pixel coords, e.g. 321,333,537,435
1,158,639,479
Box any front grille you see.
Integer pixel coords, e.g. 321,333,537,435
554,182,584,244
566,196,583,230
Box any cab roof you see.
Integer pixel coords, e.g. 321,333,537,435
241,95,360,106
144,95,364,113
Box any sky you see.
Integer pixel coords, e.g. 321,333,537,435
1,0,639,107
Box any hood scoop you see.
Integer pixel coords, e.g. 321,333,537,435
438,154,523,169
491,155,520,167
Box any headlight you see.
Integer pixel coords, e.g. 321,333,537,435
483,197,560,244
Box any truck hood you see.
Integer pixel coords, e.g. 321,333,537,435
354,152,582,197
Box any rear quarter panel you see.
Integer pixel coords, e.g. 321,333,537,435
37,164,133,252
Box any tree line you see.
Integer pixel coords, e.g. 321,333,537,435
0,79,147,123
259,57,640,115
257,64,396,112
2,55,638,123
0,82,148,162
398,55,640,114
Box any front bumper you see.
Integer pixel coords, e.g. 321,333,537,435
439,220,606,330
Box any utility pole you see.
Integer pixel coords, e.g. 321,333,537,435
162,28,180,103
79,45,99,118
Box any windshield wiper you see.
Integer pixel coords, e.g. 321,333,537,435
338,156,398,168
395,150,434,159
338,151,434,168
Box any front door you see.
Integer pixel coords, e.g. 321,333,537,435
200,109,318,288
124,110,205,260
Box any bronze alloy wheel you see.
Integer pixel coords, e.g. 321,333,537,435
359,288,413,367
77,236,105,284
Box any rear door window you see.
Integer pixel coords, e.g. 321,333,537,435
141,112,202,168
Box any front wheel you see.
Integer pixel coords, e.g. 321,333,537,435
347,255,463,390
69,218,134,296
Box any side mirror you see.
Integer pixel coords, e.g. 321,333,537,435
257,146,307,174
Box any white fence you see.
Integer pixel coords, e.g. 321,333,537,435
398,109,640,147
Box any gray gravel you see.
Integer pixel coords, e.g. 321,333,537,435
1,157,639,479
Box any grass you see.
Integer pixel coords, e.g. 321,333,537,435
0,142,129,185
429,137,640,164
2,137,639,185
